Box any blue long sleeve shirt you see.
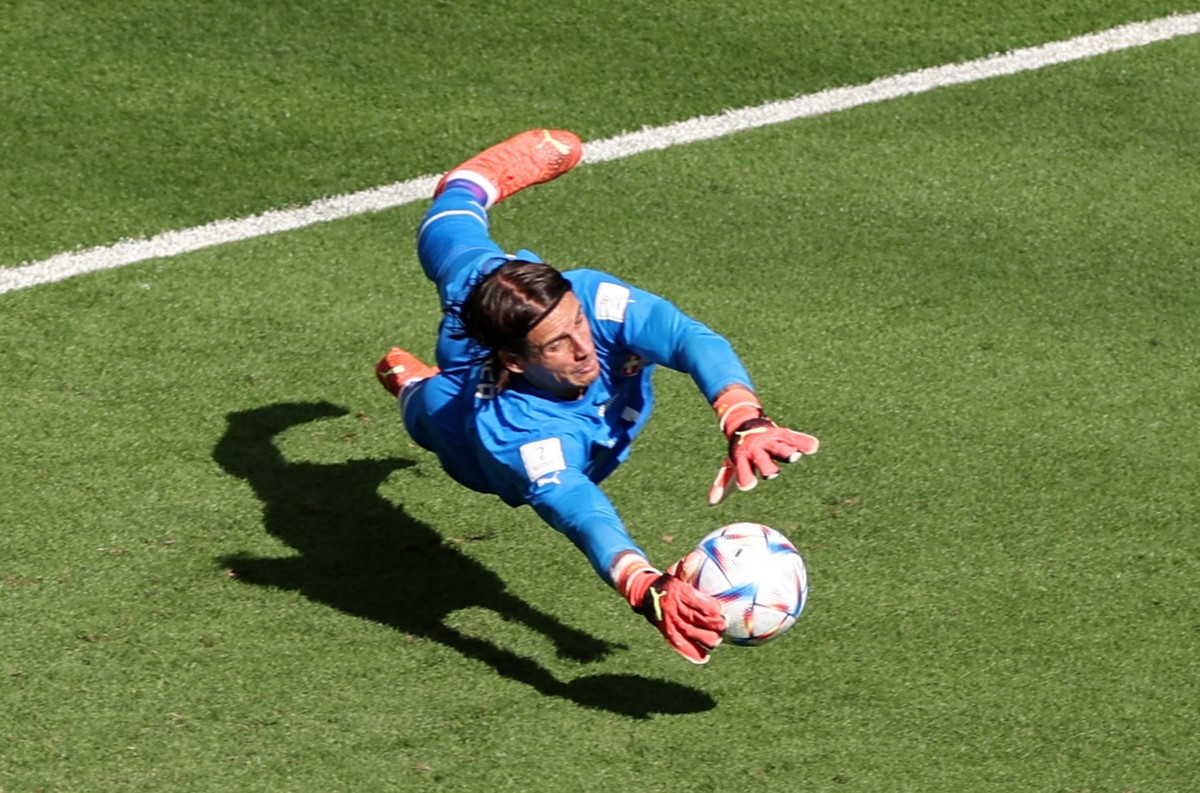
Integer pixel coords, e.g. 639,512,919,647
403,267,752,583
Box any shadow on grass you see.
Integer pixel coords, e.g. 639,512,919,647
213,402,714,719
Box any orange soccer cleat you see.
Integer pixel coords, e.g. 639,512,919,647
435,129,583,207
376,347,439,397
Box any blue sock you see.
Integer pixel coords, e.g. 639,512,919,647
441,178,489,205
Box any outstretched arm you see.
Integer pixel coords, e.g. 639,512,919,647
615,284,821,504
526,470,725,664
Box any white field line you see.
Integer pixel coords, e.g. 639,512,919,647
4,12,1199,296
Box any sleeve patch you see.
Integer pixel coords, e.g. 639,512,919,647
519,437,567,483
594,282,630,323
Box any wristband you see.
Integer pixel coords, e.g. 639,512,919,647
611,554,661,607
713,385,763,438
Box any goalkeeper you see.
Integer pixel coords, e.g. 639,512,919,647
377,130,819,664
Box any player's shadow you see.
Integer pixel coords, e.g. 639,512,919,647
213,402,714,719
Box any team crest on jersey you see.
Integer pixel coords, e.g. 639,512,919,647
620,354,645,377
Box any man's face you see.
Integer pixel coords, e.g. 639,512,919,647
501,292,599,398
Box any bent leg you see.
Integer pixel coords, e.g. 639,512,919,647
417,187,506,311
416,187,513,369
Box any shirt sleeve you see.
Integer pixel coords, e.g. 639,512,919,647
527,469,646,585
477,419,647,585
588,272,754,402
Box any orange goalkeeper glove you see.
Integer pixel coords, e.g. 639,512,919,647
708,386,819,506
616,557,726,664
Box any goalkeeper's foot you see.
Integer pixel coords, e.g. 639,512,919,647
435,129,583,208
376,347,439,397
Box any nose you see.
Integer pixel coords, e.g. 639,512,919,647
571,334,593,359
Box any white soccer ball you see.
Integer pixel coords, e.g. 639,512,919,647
676,522,809,646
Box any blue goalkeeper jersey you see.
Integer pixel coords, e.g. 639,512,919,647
403,267,752,582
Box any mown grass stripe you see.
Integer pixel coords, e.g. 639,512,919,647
3,12,1197,296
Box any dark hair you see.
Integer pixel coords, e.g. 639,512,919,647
450,260,572,388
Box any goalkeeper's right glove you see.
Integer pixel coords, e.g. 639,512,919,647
616,557,726,664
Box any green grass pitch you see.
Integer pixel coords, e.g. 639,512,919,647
2,2,1198,790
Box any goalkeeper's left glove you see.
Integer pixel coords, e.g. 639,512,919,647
708,385,819,506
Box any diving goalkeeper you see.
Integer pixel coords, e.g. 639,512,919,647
377,129,819,664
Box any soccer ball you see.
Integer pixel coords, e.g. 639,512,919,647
676,522,809,646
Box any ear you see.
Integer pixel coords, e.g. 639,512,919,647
498,349,525,374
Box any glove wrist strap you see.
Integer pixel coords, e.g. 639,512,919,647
611,555,662,609
713,385,763,439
